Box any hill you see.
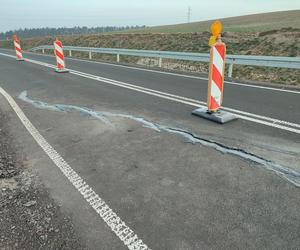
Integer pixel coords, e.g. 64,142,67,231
117,10,300,33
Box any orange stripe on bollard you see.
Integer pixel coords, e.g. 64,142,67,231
13,38,24,61
207,42,226,112
53,39,69,73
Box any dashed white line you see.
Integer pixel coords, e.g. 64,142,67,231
0,86,150,250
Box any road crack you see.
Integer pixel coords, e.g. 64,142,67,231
19,90,300,188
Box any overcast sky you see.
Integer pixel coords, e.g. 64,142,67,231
0,0,299,32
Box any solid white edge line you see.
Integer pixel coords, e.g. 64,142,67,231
67,68,300,130
25,49,300,95
222,106,300,129
0,86,150,250
1,48,299,95
226,81,300,94
0,51,300,134
69,70,300,135
67,58,300,95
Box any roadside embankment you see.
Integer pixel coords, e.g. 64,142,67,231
0,28,299,85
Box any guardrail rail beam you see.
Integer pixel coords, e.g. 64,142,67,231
30,45,300,71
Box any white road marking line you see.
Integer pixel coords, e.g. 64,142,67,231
67,68,300,130
0,51,300,134
226,81,300,94
22,49,300,94
80,73,300,129
67,60,300,94
0,86,150,250
31,62,300,130
1,49,299,94
69,70,300,135
59,59,300,94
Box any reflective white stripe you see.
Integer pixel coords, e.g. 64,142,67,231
54,44,64,56
213,47,224,76
56,56,65,67
16,51,22,57
211,80,222,105
14,41,21,50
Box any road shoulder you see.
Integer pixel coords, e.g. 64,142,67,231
0,105,87,249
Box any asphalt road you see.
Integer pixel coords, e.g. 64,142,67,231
0,49,300,249
1,48,300,124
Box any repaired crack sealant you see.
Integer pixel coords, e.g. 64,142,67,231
19,90,300,188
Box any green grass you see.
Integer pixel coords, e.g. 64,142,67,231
116,10,300,34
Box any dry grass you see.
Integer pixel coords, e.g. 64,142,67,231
117,10,300,34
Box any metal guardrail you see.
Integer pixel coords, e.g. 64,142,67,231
31,45,300,77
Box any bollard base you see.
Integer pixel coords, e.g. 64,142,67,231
55,68,69,73
192,107,237,124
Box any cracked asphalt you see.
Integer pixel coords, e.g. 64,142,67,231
0,50,300,249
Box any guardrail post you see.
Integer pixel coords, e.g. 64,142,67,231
117,54,120,63
158,57,162,68
42,49,45,54
228,63,233,78
89,51,92,60
69,50,72,57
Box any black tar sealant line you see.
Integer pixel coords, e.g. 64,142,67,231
19,91,300,188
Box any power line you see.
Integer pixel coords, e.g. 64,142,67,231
187,7,191,23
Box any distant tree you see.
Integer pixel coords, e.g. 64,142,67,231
0,25,146,40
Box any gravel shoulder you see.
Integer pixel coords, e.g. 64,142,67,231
0,109,87,250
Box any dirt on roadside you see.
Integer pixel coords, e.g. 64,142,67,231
0,110,87,249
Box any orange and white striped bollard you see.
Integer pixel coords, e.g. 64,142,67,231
207,40,226,112
192,21,236,124
13,38,24,61
54,39,69,73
